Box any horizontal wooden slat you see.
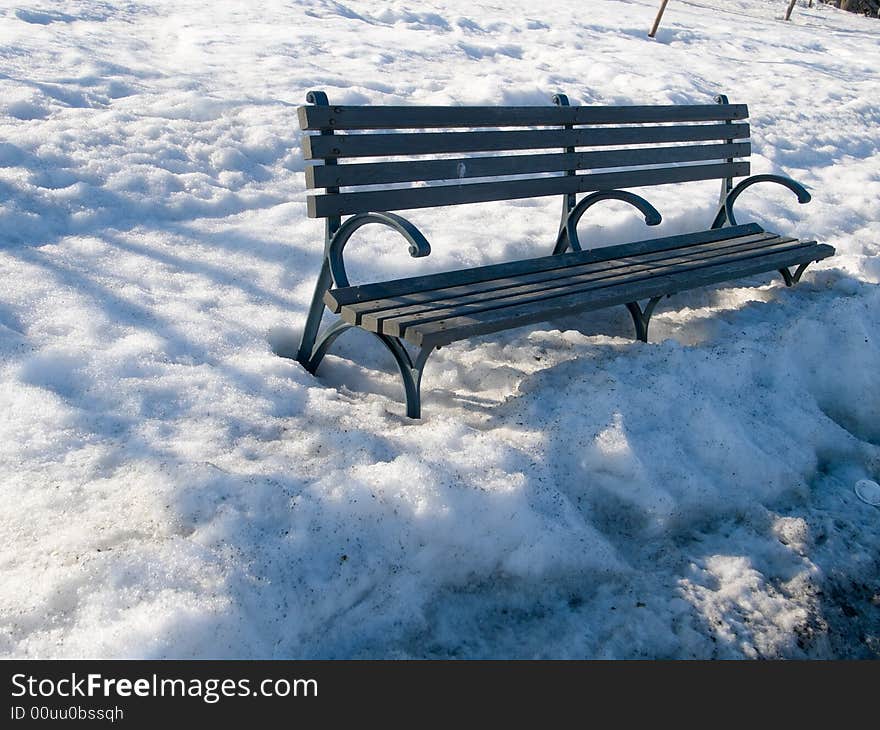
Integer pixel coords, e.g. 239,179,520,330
302,123,750,160
298,103,749,131
373,237,805,337
308,161,750,217
325,224,764,310
349,232,784,327
406,244,835,347
306,142,751,189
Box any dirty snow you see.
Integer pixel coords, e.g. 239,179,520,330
0,0,878,658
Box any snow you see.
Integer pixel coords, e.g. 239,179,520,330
0,0,878,658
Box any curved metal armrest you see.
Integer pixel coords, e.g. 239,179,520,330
712,174,811,229
327,212,431,288
554,190,662,255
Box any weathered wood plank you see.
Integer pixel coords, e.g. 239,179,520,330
350,232,786,327
324,223,764,311
306,142,751,189
375,238,809,337
298,103,749,131
407,244,836,347
302,123,750,160
309,161,750,218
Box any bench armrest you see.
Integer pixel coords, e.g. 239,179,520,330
554,190,662,255
712,174,811,229
327,212,432,287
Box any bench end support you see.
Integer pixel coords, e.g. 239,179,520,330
374,336,434,419
779,262,811,287
626,296,663,343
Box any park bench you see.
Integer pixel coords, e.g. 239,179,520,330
292,89,834,418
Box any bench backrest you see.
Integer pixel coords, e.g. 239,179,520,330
299,94,750,220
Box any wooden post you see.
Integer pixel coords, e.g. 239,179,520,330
785,0,797,19
648,0,669,38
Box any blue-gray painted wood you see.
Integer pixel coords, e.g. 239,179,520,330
308,161,750,218
371,238,811,338
347,232,787,328
305,142,751,189
406,243,835,348
298,102,749,131
325,223,765,311
302,123,750,160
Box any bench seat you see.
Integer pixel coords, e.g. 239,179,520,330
325,223,834,348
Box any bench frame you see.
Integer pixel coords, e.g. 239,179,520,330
293,90,820,418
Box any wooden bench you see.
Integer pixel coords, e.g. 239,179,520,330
292,89,834,418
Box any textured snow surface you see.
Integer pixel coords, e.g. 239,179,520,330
1,0,878,658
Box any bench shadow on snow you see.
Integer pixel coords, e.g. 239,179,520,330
287,271,879,658
23,235,865,658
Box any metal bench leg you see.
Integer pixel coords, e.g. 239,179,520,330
301,317,353,374
375,336,433,419
779,262,811,287
303,321,433,418
296,258,334,367
297,89,342,366
625,296,662,343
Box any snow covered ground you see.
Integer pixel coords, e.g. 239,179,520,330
1,0,878,658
